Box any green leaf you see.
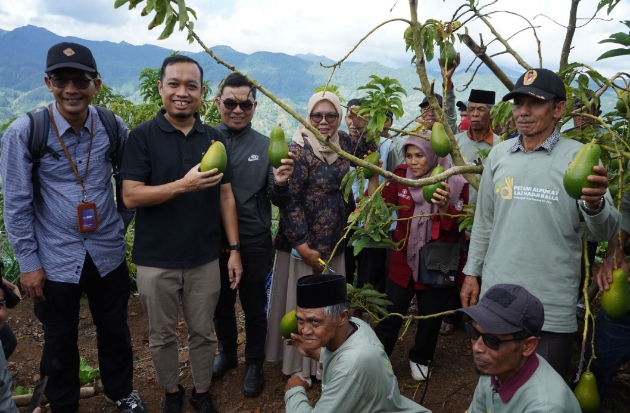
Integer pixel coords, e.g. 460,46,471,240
177,0,188,31
353,237,370,256
187,7,198,20
597,48,630,61
577,74,590,89
114,0,130,8
148,9,166,30
157,15,176,40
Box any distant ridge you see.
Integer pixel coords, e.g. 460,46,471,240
0,24,525,134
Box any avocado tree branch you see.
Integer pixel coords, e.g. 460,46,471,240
559,0,581,71
469,4,533,70
408,0,480,190
461,34,515,91
320,18,412,69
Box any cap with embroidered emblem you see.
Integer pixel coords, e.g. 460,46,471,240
502,68,566,102
45,42,98,74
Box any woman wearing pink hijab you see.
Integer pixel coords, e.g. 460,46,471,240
369,135,469,381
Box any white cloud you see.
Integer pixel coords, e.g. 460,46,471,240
0,0,628,77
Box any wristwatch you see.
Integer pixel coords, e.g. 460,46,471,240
229,243,241,251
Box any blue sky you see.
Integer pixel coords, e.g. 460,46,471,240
0,0,628,76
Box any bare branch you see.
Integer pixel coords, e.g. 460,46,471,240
458,61,484,91
469,5,533,70
461,34,515,90
559,0,580,71
320,18,412,69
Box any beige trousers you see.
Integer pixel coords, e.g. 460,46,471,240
137,259,220,390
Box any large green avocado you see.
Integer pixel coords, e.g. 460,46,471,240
563,141,601,199
200,140,228,173
268,124,289,168
430,122,451,157
438,42,458,67
422,165,445,203
362,151,381,179
601,268,630,319
574,372,601,413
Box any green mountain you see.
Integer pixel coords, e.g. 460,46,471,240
0,24,567,136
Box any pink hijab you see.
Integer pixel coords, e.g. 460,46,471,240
402,135,467,282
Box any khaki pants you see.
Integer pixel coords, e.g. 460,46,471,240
137,260,220,389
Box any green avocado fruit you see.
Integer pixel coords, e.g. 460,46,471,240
422,165,446,203
563,141,601,199
362,151,381,179
601,268,630,319
279,310,299,339
574,372,601,413
608,156,628,172
200,140,228,173
268,124,289,168
430,122,451,157
438,42,458,67
616,90,629,114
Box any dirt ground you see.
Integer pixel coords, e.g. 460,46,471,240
5,294,630,413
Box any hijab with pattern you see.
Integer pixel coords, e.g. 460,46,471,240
402,135,467,282
292,91,343,165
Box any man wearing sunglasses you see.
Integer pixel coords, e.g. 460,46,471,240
212,73,293,397
0,42,145,413
459,284,580,412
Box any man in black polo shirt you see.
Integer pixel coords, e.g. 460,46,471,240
122,55,242,413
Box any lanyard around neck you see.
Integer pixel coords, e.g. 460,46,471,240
49,104,95,202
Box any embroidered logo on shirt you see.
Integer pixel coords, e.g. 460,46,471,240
248,155,260,161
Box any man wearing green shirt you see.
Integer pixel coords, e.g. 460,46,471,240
283,274,428,413
461,284,581,413
461,68,620,377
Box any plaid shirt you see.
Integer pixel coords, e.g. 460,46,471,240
507,130,562,154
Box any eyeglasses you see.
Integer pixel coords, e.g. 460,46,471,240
465,322,525,351
49,76,95,90
310,113,339,123
221,99,254,111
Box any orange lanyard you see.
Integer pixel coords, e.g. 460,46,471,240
49,104,95,202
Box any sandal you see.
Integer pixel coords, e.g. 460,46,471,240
439,321,455,336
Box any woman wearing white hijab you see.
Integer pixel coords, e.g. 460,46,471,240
266,91,373,386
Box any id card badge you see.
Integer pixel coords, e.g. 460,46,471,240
77,202,99,233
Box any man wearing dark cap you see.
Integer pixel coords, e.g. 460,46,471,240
283,274,429,412
461,284,580,412
461,68,620,376
454,89,498,205
457,100,470,131
389,63,459,168
0,42,145,412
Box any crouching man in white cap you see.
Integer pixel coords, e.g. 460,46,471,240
283,274,429,412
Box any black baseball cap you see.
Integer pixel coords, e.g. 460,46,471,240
458,284,544,336
503,68,566,102
456,101,467,111
420,93,443,108
45,42,98,74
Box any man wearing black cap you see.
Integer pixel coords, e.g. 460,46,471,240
283,274,429,412
461,68,620,377
457,100,470,131
460,284,580,412
454,89,498,205
0,42,145,413
389,62,459,168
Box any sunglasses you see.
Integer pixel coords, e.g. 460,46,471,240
465,321,525,351
310,113,339,123
221,99,254,111
49,76,95,90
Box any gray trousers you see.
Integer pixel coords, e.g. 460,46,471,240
137,260,221,390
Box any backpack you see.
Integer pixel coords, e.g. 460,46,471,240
26,105,128,221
